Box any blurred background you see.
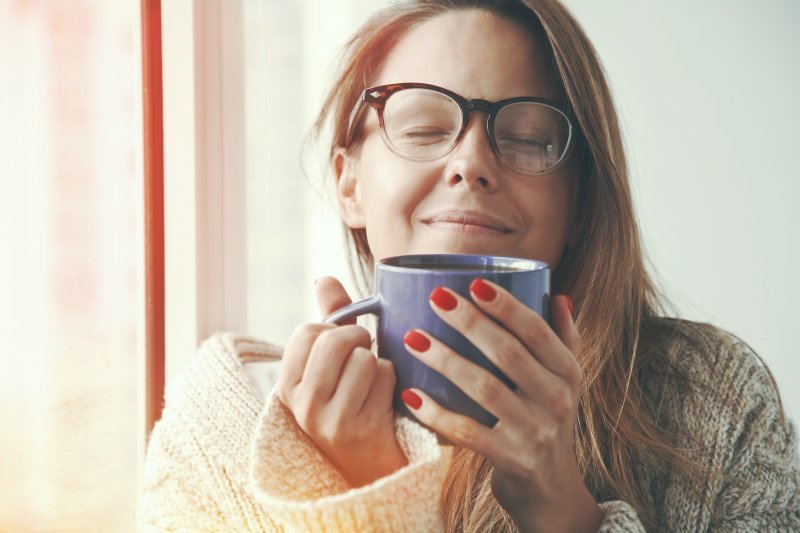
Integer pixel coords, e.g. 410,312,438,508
0,0,797,530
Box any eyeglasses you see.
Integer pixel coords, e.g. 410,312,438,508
345,82,574,176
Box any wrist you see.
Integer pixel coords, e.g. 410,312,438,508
339,440,408,487
511,483,603,533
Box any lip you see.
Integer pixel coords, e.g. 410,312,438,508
423,209,513,234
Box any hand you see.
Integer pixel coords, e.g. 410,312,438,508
276,276,408,487
400,280,602,533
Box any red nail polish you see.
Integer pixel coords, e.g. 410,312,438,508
565,295,574,315
401,389,422,410
430,287,457,311
403,330,431,352
469,278,497,302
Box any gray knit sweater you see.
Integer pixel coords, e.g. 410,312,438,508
139,321,800,531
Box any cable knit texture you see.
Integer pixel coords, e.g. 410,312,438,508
139,323,800,531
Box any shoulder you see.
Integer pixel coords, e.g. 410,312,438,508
640,317,790,445
663,319,778,399
641,317,773,392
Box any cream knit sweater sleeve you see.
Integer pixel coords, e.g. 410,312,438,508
248,384,446,532
138,332,447,532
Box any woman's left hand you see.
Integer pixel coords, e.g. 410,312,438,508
401,279,603,533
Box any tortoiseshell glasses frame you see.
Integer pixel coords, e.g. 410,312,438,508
344,82,574,176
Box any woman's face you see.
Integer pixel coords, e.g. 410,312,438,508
335,9,580,267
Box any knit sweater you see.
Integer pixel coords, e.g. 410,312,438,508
139,321,800,531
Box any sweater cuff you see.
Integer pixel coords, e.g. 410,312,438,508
598,500,646,532
248,385,445,532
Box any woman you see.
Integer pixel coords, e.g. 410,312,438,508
140,0,800,531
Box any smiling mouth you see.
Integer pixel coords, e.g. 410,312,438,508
422,210,514,235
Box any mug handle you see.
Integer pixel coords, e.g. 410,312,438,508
323,293,383,324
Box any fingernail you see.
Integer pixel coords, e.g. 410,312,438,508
430,286,457,311
469,278,497,302
401,389,422,410
403,330,430,352
565,295,574,315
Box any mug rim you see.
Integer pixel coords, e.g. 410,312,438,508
378,253,548,274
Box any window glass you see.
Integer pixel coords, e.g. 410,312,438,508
0,1,140,530
240,0,384,345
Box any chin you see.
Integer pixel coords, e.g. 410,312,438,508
405,241,523,259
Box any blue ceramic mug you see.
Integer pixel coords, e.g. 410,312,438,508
324,253,550,427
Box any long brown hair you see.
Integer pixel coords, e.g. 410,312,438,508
312,0,696,529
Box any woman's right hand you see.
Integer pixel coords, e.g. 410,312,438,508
276,276,408,487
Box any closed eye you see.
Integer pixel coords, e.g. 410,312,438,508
395,127,452,145
497,136,549,155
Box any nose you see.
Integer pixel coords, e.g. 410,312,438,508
443,112,500,192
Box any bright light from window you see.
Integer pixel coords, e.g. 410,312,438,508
0,1,141,530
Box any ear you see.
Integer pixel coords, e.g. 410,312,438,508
332,147,366,229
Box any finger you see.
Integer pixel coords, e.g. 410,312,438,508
551,294,578,354
277,322,335,396
465,281,581,387
428,285,554,392
316,276,355,324
400,387,496,456
330,346,378,414
403,329,525,423
301,324,372,401
362,357,397,416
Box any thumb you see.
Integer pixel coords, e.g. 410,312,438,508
315,276,356,324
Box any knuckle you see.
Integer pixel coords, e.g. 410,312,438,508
567,361,583,388
459,307,481,332
340,324,372,345
289,323,311,341
352,344,373,359
376,357,394,371
536,422,558,445
292,397,315,430
296,380,327,412
548,386,575,420
499,452,537,480
494,336,521,370
451,419,479,446
526,315,550,346
323,415,345,443
315,325,371,355
476,372,503,404
375,358,397,387
286,324,324,357
355,348,378,376
312,330,335,355
490,295,512,320
276,381,293,405
293,322,329,342
518,455,537,479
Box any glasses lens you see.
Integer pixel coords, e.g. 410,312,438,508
494,102,571,175
382,88,461,160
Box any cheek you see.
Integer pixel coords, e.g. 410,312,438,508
359,145,436,218
519,178,576,262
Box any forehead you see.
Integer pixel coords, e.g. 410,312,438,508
374,9,562,101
